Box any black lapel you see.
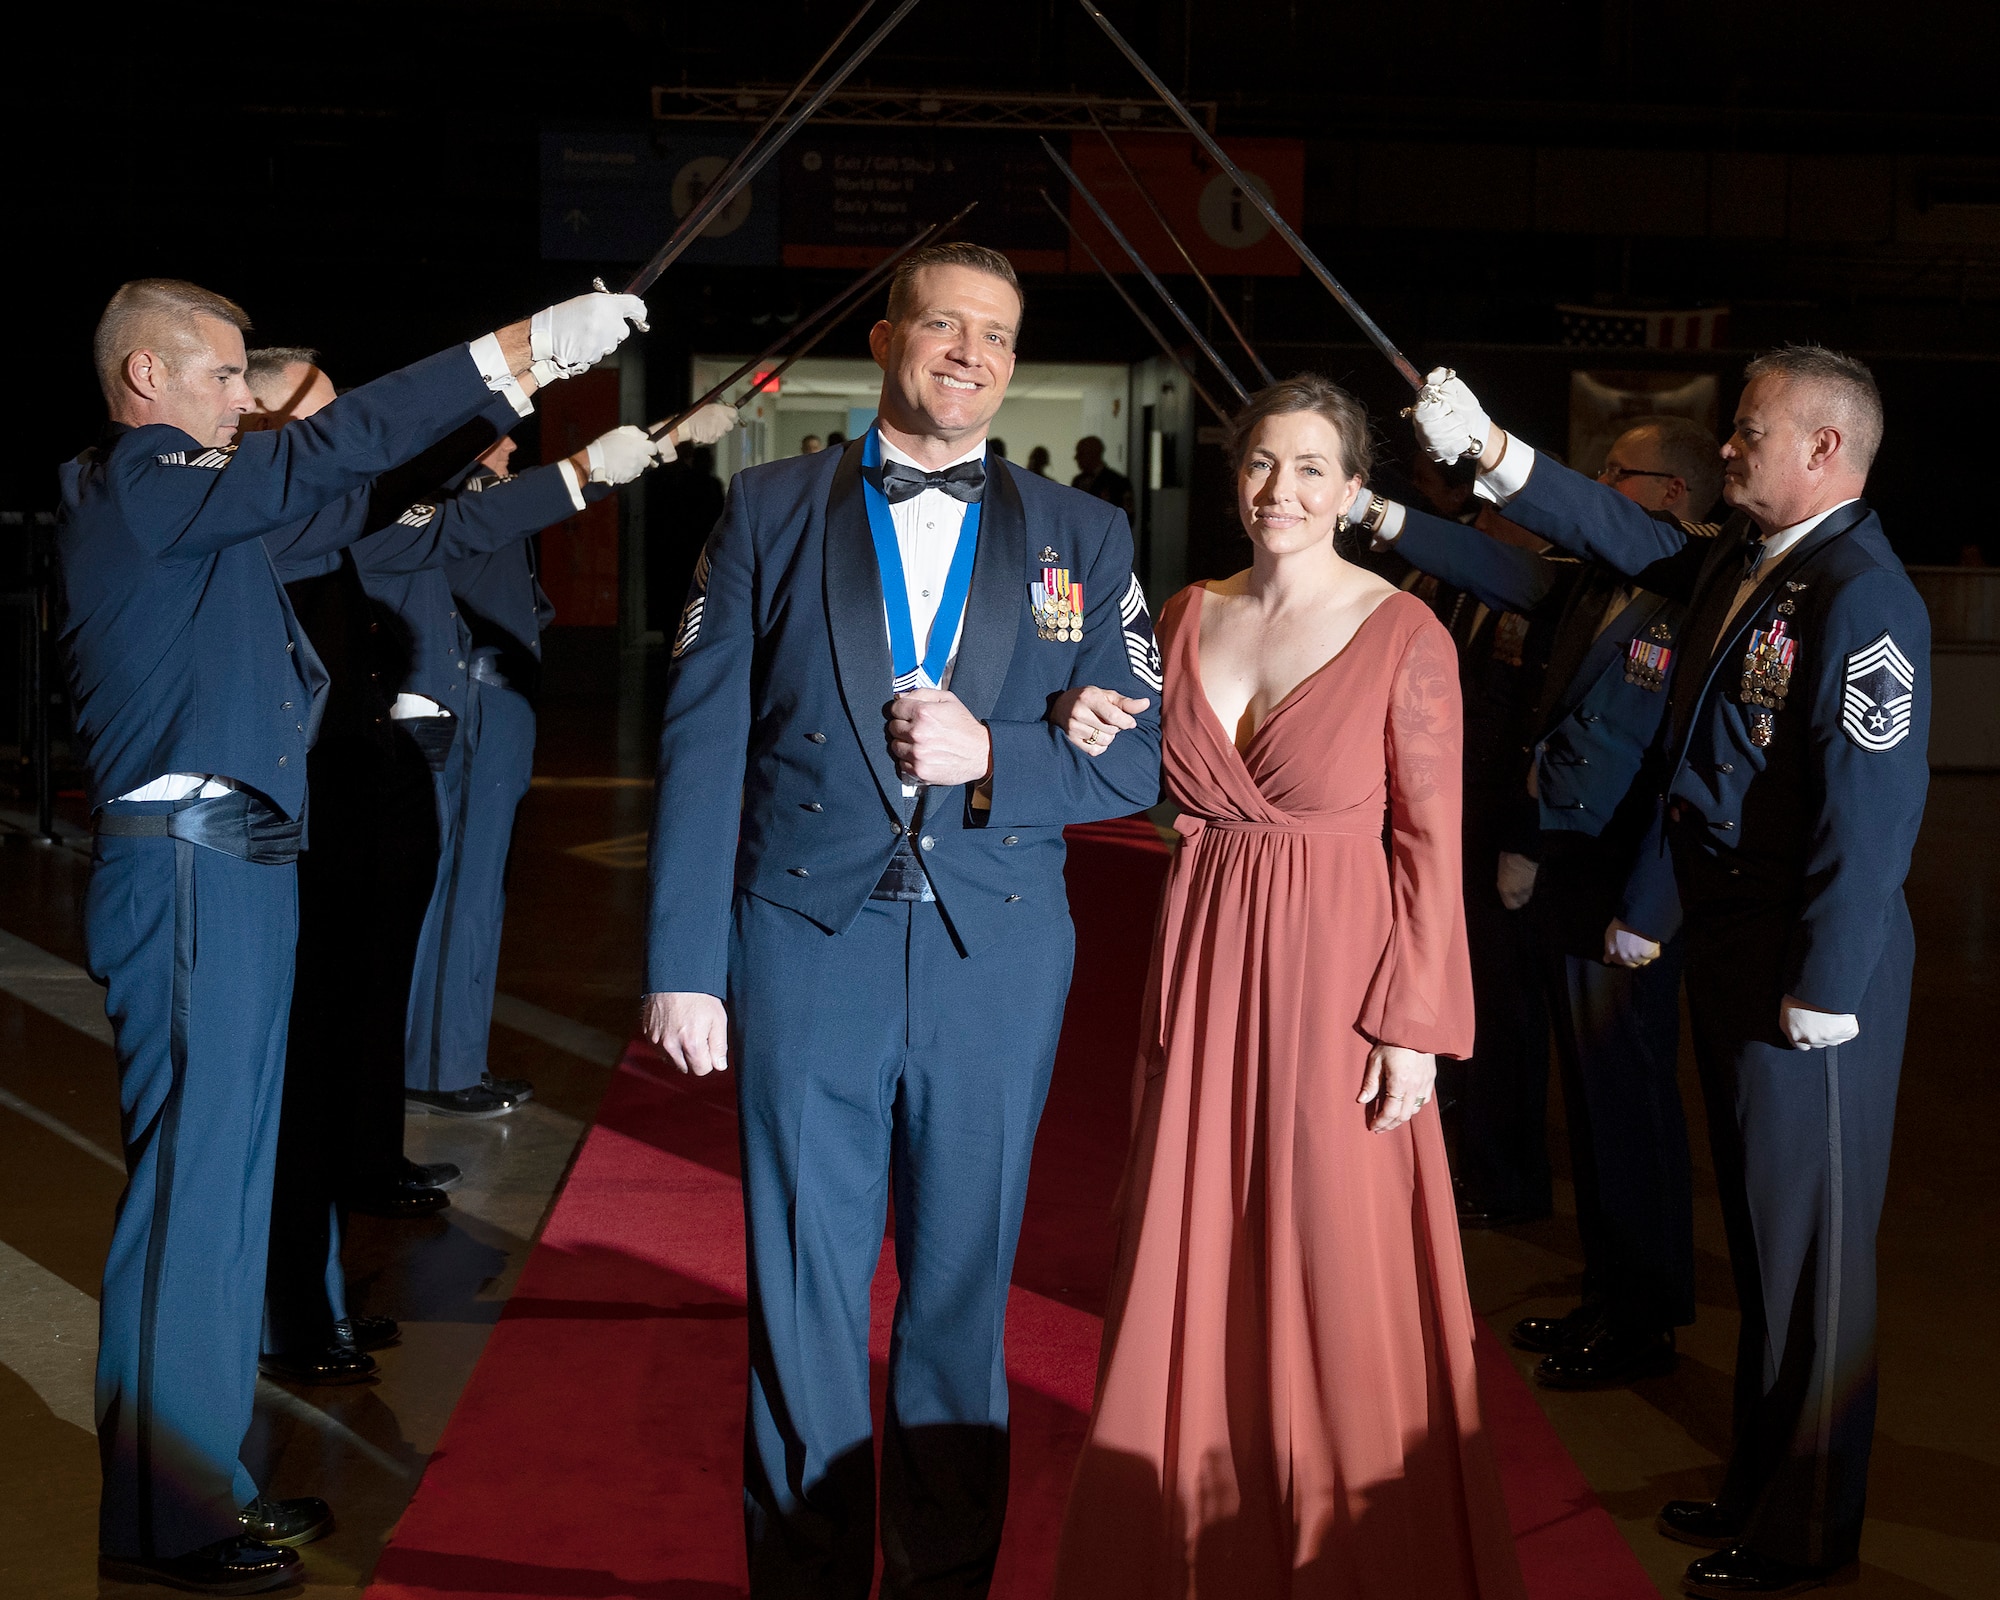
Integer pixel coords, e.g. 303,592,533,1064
821,440,908,819
1551,586,1672,729
943,457,1025,724
1666,500,1871,772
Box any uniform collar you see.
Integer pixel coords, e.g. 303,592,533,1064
1759,497,1859,566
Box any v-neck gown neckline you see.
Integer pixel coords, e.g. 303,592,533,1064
1055,585,1527,1600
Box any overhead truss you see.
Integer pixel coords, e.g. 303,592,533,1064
650,85,1217,134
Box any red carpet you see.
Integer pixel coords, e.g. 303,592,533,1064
367,819,1654,1599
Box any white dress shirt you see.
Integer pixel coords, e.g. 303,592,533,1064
877,434,984,690
1718,500,1857,634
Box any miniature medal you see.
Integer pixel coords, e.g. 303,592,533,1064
1624,637,1673,690
1749,709,1775,747
1030,567,1084,642
1739,617,1798,710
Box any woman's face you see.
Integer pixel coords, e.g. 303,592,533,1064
1236,409,1364,558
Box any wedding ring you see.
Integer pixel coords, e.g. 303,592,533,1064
1083,730,1099,745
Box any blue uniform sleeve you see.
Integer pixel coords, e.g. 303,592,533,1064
982,507,1163,827
109,345,496,560
1503,456,1709,604
1786,569,1931,1013
1615,797,1683,944
349,466,603,576
1391,505,1555,616
644,475,757,998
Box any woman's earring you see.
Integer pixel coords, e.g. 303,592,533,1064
1335,512,1351,533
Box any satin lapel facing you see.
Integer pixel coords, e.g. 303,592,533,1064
822,441,909,819
943,458,1025,724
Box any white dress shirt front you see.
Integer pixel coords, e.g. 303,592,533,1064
877,434,985,691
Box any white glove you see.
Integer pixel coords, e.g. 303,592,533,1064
1496,852,1539,911
529,289,649,384
583,425,662,486
674,403,740,448
1409,367,1493,464
1780,996,1860,1051
1604,918,1662,968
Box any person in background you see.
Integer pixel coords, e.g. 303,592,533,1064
1353,414,1724,1393
989,436,1008,458
800,433,823,455
825,429,847,448
1026,444,1051,477
1071,433,1133,517
650,443,727,639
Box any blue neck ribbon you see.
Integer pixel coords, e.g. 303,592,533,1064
860,427,983,690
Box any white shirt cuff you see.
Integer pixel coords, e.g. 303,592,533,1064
1473,437,1536,505
1365,494,1408,547
468,334,535,419
114,774,237,802
389,692,449,720
556,459,587,512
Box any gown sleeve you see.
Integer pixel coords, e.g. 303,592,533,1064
1359,607,1475,1059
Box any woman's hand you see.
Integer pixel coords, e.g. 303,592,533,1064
1049,685,1151,755
1357,1044,1436,1133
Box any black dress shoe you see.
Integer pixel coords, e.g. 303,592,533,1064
1683,1547,1827,1596
345,1175,451,1218
405,1084,516,1119
259,1344,378,1385
333,1313,401,1352
482,1072,534,1103
1536,1324,1676,1388
1658,1499,1742,1549
403,1157,462,1191
1512,1302,1606,1355
238,1494,333,1548
100,1536,302,1594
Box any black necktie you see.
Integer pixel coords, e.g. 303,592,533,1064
879,459,986,505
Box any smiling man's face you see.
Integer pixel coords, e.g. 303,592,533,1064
869,263,1019,456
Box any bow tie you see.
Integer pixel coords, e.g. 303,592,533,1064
879,458,986,505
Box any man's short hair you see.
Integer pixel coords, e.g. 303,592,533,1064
92,279,251,403
1743,343,1884,475
884,241,1023,329
1624,414,1724,515
245,346,322,399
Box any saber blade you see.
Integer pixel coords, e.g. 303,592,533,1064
1085,106,1274,385
1042,136,1249,407
1038,188,1228,424
651,203,977,441
1074,0,1421,390
625,0,925,297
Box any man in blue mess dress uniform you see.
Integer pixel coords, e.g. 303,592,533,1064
58,277,645,1594
1412,349,1929,1598
642,242,1163,1598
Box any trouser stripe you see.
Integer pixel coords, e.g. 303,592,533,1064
135,838,196,1556
1810,1041,1845,1569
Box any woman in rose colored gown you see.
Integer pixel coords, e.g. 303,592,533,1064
1048,377,1527,1600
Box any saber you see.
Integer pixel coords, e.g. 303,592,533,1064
650,203,977,441
1042,137,1250,408
624,0,925,296
1037,188,1227,424
1085,106,1274,386
1074,0,1422,390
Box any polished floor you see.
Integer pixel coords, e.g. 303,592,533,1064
0,674,1994,1598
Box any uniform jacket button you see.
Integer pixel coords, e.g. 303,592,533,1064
277,755,288,767
807,731,827,744
1719,820,1735,830
281,700,292,710
789,866,810,877
1717,762,1734,774
803,801,823,812
1002,835,1018,845
286,640,296,652
1004,894,1021,903
920,835,935,851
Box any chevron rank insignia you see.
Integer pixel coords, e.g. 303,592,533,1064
1841,632,1915,751
672,546,710,660
395,502,437,527
155,444,236,469
1120,574,1162,691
